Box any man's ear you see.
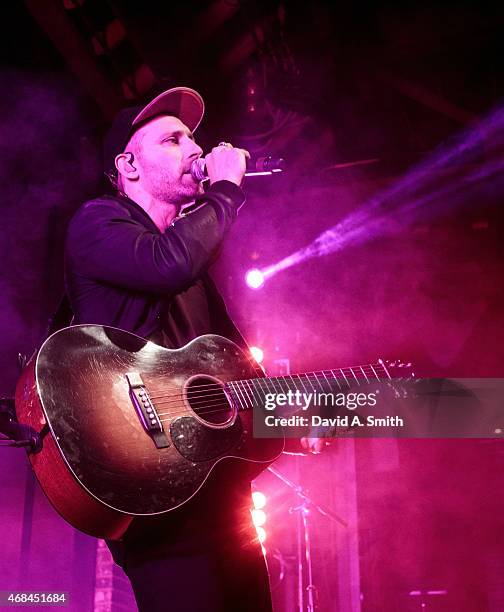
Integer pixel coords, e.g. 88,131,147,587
115,151,139,182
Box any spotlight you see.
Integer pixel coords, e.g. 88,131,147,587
245,268,265,289
250,103,504,283
251,509,266,527
256,526,267,543
252,491,267,509
251,491,267,543
250,346,264,364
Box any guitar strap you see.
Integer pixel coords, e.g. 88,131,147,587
46,293,74,337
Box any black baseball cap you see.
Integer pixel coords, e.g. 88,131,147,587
103,86,205,176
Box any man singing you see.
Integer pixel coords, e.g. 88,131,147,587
65,86,323,611
65,86,276,612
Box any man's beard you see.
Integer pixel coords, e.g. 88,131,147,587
147,168,202,205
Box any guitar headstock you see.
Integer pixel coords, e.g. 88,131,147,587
378,358,415,399
380,358,415,379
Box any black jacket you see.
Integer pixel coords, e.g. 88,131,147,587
65,180,247,350
64,181,258,566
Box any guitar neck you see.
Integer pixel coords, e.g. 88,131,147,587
225,360,391,412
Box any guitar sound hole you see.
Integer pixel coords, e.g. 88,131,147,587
185,376,235,426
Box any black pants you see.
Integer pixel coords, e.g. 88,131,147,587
112,467,272,611
123,539,273,612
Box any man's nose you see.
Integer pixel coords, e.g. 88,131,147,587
187,139,203,159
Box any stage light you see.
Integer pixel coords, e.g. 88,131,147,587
250,346,264,364
256,526,267,543
249,104,504,283
251,491,267,543
251,509,266,527
252,491,267,509
245,268,265,289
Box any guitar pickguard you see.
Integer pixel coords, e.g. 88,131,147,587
170,415,244,462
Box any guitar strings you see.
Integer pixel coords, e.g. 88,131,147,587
157,402,234,421
151,378,355,408
146,363,385,396
150,382,361,410
139,365,392,422
156,396,229,414
149,378,397,422
150,368,383,403
148,381,387,415
146,364,388,402
157,404,240,423
128,363,390,423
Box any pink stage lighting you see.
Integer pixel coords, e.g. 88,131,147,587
252,491,267,509
256,526,267,543
250,346,264,364
245,268,265,289
251,509,266,527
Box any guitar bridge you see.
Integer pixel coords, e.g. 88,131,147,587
125,372,170,449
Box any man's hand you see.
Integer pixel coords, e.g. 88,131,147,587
204,142,250,186
300,437,331,454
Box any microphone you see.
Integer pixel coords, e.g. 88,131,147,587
190,155,285,181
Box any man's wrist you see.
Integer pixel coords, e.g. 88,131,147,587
206,180,245,210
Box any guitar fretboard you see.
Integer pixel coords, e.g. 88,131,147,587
225,360,391,412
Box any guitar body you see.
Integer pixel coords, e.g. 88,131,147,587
15,325,284,539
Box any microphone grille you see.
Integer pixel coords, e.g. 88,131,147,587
191,158,206,181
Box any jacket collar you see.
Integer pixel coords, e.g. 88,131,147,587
112,191,161,233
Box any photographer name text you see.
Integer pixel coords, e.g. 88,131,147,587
264,414,404,427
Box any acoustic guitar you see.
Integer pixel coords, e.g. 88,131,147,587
15,324,394,539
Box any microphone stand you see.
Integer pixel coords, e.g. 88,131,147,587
267,465,348,612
